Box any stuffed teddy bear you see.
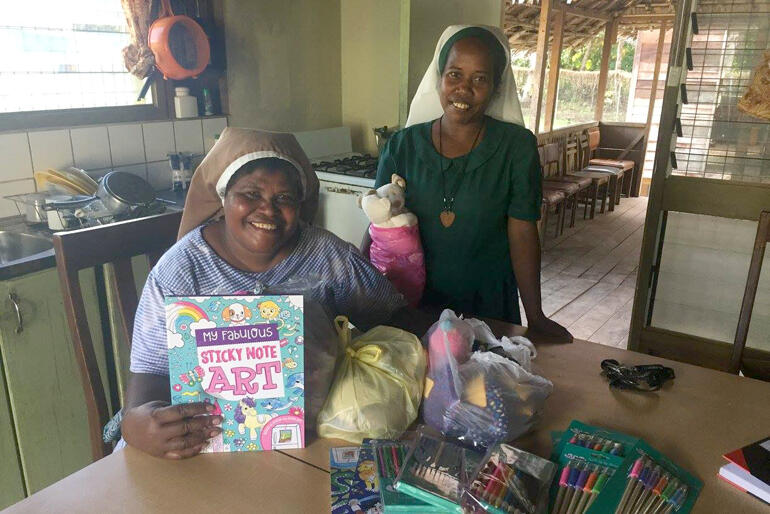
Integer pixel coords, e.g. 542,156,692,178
360,174,417,228
359,174,425,306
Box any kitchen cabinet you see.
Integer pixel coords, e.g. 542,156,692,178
0,268,109,496
317,179,372,246
0,354,24,509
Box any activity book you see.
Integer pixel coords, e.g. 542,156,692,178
165,295,305,453
330,445,383,514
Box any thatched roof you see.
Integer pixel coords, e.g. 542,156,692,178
504,0,677,51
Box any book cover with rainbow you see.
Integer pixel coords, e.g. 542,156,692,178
165,295,305,453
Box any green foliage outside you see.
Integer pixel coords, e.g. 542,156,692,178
510,36,635,72
560,36,636,72
511,36,637,128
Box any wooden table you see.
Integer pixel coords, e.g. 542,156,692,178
6,325,770,513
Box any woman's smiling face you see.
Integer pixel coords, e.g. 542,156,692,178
439,36,496,124
222,160,301,258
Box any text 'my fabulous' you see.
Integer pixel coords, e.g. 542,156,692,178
165,295,305,453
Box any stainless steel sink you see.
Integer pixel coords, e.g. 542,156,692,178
0,231,54,266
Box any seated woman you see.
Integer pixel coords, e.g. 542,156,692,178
121,127,405,459
372,25,571,342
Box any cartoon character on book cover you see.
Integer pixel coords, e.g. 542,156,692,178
330,447,383,514
165,295,305,453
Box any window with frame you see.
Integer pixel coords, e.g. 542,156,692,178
1,1,170,130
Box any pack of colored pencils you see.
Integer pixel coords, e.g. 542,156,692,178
548,421,702,514
392,430,484,513
371,439,446,513
466,443,556,514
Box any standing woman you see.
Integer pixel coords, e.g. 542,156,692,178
374,25,571,340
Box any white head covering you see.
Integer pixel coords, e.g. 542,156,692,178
405,24,525,128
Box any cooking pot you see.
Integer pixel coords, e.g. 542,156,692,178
148,0,210,80
96,171,157,214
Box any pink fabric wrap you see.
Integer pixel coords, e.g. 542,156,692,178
369,224,426,307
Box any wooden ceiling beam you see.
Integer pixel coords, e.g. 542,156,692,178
506,20,594,41
619,13,676,22
562,4,610,21
503,0,678,52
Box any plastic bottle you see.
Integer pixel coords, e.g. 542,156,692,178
202,88,215,116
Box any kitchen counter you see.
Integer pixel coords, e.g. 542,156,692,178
0,190,186,280
155,189,188,206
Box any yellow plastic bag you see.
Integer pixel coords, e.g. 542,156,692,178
317,316,426,443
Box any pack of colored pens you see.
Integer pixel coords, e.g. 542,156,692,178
548,421,702,513
548,420,635,514
370,438,445,513
548,454,617,514
393,431,481,513
587,441,702,514
552,420,640,461
465,443,556,514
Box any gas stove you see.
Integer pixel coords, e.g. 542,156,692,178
312,153,378,179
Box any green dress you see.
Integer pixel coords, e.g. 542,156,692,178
375,116,542,323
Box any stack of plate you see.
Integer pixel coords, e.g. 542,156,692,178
34,167,98,196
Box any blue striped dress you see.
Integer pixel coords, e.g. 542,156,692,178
130,223,405,375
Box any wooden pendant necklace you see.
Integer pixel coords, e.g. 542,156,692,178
438,115,485,228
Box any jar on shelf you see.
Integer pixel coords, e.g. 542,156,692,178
174,87,198,118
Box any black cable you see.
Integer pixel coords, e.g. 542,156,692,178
600,359,675,392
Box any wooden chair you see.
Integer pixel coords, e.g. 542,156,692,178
539,143,580,234
567,132,624,213
53,210,183,460
576,132,624,210
729,211,770,381
585,126,636,198
564,136,611,219
541,141,593,227
537,144,568,240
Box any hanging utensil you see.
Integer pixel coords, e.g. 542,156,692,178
148,0,210,80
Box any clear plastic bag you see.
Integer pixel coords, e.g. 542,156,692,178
422,309,553,449
317,316,426,444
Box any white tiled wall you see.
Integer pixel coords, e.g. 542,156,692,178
0,117,228,218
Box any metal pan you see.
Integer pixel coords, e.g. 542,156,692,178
96,171,157,214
